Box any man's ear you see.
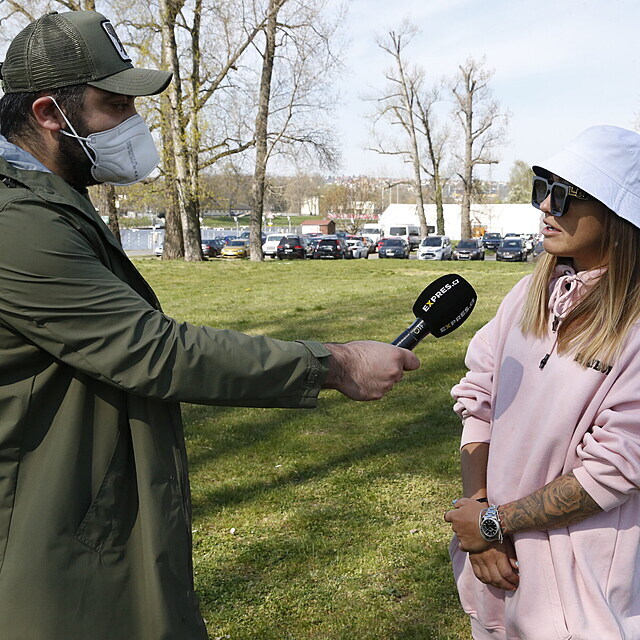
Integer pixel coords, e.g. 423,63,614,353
31,96,65,132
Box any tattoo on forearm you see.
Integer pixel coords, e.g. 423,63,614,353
500,471,602,535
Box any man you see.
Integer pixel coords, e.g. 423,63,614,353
0,11,419,640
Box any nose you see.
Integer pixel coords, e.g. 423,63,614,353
540,193,552,215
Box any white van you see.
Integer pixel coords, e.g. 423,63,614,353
361,224,383,251
417,235,453,260
386,224,421,250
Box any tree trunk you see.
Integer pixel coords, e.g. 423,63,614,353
93,184,122,248
461,116,473,239
434,176,445,236
250,0,281,262
393,37,427,239
188,0,202,229
161,0,203,262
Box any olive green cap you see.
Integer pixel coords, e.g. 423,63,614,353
0,10,171,96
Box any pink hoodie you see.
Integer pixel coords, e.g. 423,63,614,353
451,266,640,640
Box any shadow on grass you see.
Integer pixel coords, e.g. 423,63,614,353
188,353,470,638
185,350,467,516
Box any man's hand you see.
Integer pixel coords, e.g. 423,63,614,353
322,341,420,401
468,539,519,591
444,497,489,552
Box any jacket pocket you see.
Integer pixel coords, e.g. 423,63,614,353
74,428,137,554
0,459,19,573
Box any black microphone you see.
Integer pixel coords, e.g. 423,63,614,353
392,274,477,350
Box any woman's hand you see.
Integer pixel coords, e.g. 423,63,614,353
468,538,519,591
444,497,490,552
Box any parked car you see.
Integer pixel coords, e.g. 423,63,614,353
221,239,250,258
154,243,163,257
496,238,527,262
453,238,485,260
313,236,351,259
263,233,289,258
276,235,311,259
387,225,421,251
346,238,369,259
378,237,410,259
201,238,224,258
240,230,267,244
482,232,503,251
417,235,453,260
307,236,324,252
532,240,545,259
363,236,377,253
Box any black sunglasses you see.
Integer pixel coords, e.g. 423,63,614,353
531,176,591,216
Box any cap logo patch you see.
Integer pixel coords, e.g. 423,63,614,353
101,21,131,62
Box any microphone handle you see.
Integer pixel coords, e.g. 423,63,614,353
391,317,431,351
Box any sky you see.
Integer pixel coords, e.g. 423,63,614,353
332,0,640,181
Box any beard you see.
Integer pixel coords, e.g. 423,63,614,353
56,115,98,190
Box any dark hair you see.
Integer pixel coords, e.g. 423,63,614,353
0,83,87,145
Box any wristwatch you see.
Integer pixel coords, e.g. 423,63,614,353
479,505,503,543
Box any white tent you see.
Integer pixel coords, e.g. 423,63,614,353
378,203,541,240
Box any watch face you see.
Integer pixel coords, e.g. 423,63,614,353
481,519,499,538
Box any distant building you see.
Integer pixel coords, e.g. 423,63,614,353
301,219,336,235
378,203,540,240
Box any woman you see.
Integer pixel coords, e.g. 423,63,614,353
444,125,640,640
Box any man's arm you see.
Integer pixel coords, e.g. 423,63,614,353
322,341,420,401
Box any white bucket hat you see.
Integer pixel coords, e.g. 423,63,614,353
533,125,640,228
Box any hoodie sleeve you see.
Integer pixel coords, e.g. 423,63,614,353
451,325,495,447
451,276,532,448
573,332,640,510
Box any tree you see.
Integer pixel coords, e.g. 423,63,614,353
506,159,533,203
450,57,508,238
249,0,343,260
125,0,272,260
250,0,282,262
414,84,450,234
370,24,428,238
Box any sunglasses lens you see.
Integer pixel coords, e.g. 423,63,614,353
550,183,568,216
532,178,548,207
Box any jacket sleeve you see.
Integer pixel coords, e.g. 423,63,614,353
573,334,640,510
0,197,329,408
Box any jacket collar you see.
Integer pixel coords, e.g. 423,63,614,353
0,145,126,258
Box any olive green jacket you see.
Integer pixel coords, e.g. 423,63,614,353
0,156,329,640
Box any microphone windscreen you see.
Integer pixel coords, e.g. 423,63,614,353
412,274,477,338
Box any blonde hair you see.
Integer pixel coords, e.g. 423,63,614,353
520,210,640,368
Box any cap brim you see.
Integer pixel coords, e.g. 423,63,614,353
88,67,172,96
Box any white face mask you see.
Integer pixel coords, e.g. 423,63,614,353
50,97,160,186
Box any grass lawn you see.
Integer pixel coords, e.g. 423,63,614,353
135,257,534,640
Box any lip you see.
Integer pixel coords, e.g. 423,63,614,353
541,218,561,236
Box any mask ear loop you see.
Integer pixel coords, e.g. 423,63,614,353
47,96,97,166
